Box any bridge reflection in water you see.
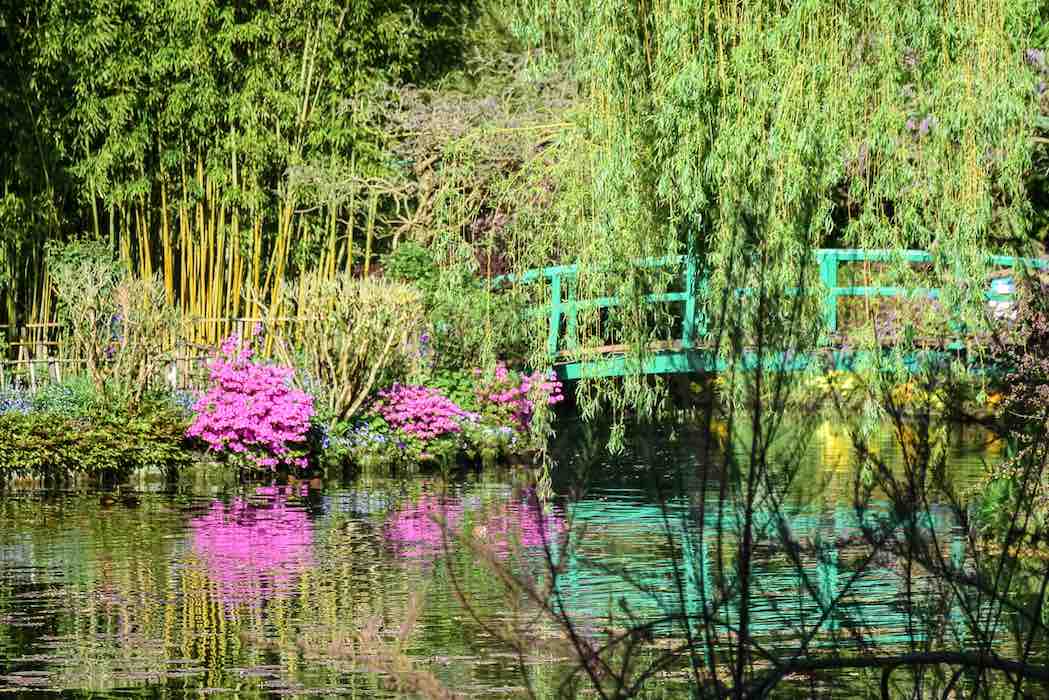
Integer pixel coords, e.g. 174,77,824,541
547,498,973,650
542,419,996,656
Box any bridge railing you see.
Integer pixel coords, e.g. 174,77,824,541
816,249,1047,335
495,250,1048,363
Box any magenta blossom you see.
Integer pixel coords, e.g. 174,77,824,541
187,332,314,469
474,362,564,428
373,385,478,441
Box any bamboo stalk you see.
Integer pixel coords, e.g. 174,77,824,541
181,158,194,321
230,140,241,320
161,181,174,304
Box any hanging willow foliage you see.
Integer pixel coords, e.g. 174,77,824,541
440,0,1047,423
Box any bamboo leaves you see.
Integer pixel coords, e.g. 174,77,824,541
0,0,481,335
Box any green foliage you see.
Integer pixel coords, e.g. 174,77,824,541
278,273,426,427
47,239,180,400
1032,5,1049,47
32,375,99,417
0,396,192,482
0,0,487,325
434,0,1049,422
27,0,480,203
423,271,531,372
383,243,438,285
426,369,481,413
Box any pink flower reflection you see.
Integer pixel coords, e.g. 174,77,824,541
190,489,314,606
385,491,565,559
476,498,566,557
385,495,463,558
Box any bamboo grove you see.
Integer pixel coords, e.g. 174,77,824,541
0,0,481,340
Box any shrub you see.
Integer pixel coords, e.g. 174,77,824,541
474,362,564,429
278,273,426,427
0,398,191,481
332,422,405,469
187,331,315,470
978,273,1049,532
382,242,438,285
0,387,32,415
47,239,180,401
329,363,566,469
372,384,478,441
426,368,482,412
424,271,531,372
31,375,100,417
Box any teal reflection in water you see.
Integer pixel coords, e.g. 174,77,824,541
0,419,1025,697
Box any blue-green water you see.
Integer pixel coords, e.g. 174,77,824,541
0,419,1024,697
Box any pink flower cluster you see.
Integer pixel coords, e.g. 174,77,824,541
373,384,477,440
187,332,314,469
475,362,564,427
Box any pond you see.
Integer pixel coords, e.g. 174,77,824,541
0,419,1019,698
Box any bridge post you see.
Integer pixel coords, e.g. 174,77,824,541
819,251,839,340
949,531,967,642
565,278,579,351
817,543,839,633
547,273,562,360
682,257,697,349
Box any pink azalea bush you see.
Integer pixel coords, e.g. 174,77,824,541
338,362,566,467
474,362,564,428
372,384,478,440
187,330,315,469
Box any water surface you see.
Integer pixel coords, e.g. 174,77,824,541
0,420,1017,697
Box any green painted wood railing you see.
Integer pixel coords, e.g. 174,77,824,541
495,249,1047,378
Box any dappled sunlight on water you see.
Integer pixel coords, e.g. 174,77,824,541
0,419,1020,697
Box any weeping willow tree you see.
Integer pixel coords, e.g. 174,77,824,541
448,0,1048,423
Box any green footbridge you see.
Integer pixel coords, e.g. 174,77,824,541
500,249,1047,381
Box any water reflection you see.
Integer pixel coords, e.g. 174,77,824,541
188,486,315,607
385,494,464,559
468,494,567,556
384,489,566,560
0,418,1021,698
